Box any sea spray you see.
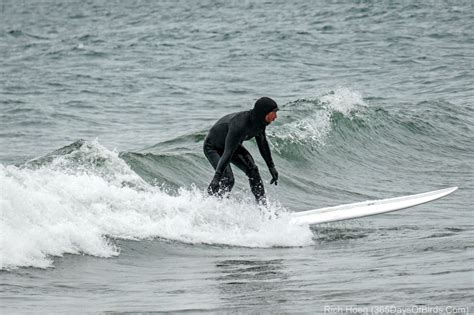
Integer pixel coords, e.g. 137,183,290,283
268,88,368,155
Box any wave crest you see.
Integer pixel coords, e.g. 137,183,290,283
269,88,367,155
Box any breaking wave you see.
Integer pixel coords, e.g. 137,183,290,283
0,140,313,270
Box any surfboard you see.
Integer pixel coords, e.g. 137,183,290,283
290,187,457,226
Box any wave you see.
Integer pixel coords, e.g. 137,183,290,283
265,89,471,163
273,93,366,149
0,140,313,270
268,88,368,157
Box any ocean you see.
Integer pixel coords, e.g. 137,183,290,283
1,0,473,313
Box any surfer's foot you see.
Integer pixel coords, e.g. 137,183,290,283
256,197,267,207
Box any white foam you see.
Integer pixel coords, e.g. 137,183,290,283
0,141,313,270
319,87,365,116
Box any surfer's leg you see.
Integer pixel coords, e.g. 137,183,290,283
203,143,234,196
231,145,266,205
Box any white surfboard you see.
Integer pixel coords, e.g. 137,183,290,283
290,187,457,226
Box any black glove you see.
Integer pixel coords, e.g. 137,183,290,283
269,166,278,185
207,172,222,195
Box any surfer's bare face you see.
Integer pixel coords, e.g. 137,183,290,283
265,111,277,124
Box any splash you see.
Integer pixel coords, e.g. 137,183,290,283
319,88,365,116
0,140,313,270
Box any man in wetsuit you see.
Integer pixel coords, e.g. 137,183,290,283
203,97,279,205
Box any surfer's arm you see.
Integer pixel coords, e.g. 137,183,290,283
256,131,278,185
255,131,275,169
214,124,243,177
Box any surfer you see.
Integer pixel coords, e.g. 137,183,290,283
203,97,279,205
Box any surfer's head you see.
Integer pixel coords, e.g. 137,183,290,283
252,97,279,125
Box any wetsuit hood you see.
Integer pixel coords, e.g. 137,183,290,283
251,97,279,125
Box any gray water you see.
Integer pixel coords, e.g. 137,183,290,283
1,1,473,313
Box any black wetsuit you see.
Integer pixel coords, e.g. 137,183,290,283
203,97,279,204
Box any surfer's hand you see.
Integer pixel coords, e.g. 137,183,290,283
208,173,222,195
269,167,278,185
